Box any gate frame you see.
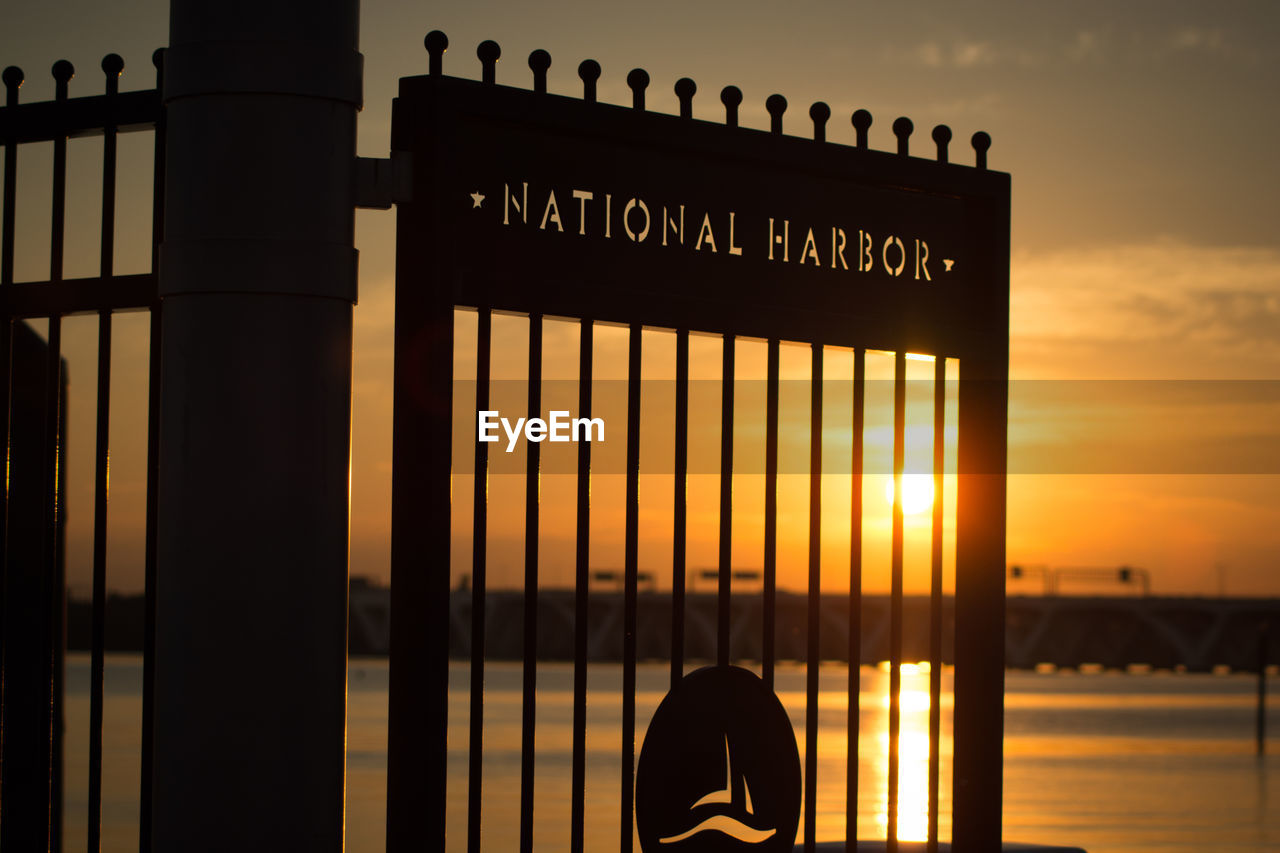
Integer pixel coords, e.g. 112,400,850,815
388,36,1009,853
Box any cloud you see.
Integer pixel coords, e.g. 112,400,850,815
1168,26,1227,53
1065,30,1105,63
1011,241,1280,376
1156,24,1264,65
906,39,1009,69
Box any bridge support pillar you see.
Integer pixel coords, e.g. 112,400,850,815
153,1,360,848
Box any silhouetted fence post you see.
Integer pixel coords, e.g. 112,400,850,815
0,323,67,852
152,1,360,847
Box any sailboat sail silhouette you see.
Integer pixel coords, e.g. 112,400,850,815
658,734,777,845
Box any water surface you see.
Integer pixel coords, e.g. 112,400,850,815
62,656,1278,852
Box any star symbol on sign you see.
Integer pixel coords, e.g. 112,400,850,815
943,259,955,272
470,191,485,208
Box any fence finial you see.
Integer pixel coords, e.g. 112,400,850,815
627,68,649,110
675,77,696,119
425,31,448,76
892,116,913,155
102,54,124,98
101,53,124,78
765,94,787,134
52,59,74,99
720,85,742,128
931,124,952,163
971,131,991,169
151,48,165,89
2,66,22,107
809,101,830,143
578,59,601,103
528,49,551,94
851,109,872,150
477,40,501,85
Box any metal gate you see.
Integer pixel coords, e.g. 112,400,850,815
1,24,1010,853
0,52,165,851
388,33,1009,853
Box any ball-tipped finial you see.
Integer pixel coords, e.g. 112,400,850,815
578,59,601,103
626,68,649,110
720,85,743,128
892,116,914,156
101,53,123,95
851,109,872,150
765,94,787,134
425,31,448,76
931,124,952,163
477,40,501,85
101,53,124,77
971,131,992,169
51,59,74,98
675,77,696,119
528,49,551,93
809,101,831,142
2,66,23,107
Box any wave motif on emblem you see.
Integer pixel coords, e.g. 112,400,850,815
658,735,777,845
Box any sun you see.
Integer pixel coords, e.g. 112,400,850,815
884,474,935,515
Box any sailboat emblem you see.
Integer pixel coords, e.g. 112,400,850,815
636,665,801,852
658,734,777,845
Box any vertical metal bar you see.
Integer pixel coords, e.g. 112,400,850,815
570,318,593,853
88,311,111,853
762,338,779,689
887,351,907,853
620,322,642,853
803,344,823,853
467,308,491,853
519,314,542,853
716,334,734,667
670,328,689,689
388,292,452,849
0,343,6,828
46,62,72,853
845,348,865,852
47,317,66,853
927,357,946,852
88,55,121,853
139,48,165,853
0,66,20,756
951,180,1010,853
139,307,160,853
1,66,17,285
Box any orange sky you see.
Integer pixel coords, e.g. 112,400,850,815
4,1,1278,596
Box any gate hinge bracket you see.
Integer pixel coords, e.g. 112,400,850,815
355,152,412,209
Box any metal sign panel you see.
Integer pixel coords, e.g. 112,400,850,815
392,74,1007,359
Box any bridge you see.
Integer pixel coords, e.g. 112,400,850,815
345,585,1280,672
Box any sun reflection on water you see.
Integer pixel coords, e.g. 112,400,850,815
873,666,946,843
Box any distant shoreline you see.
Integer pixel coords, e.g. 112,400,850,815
68,589,1280,671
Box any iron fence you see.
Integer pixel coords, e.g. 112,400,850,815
0,50,164,852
